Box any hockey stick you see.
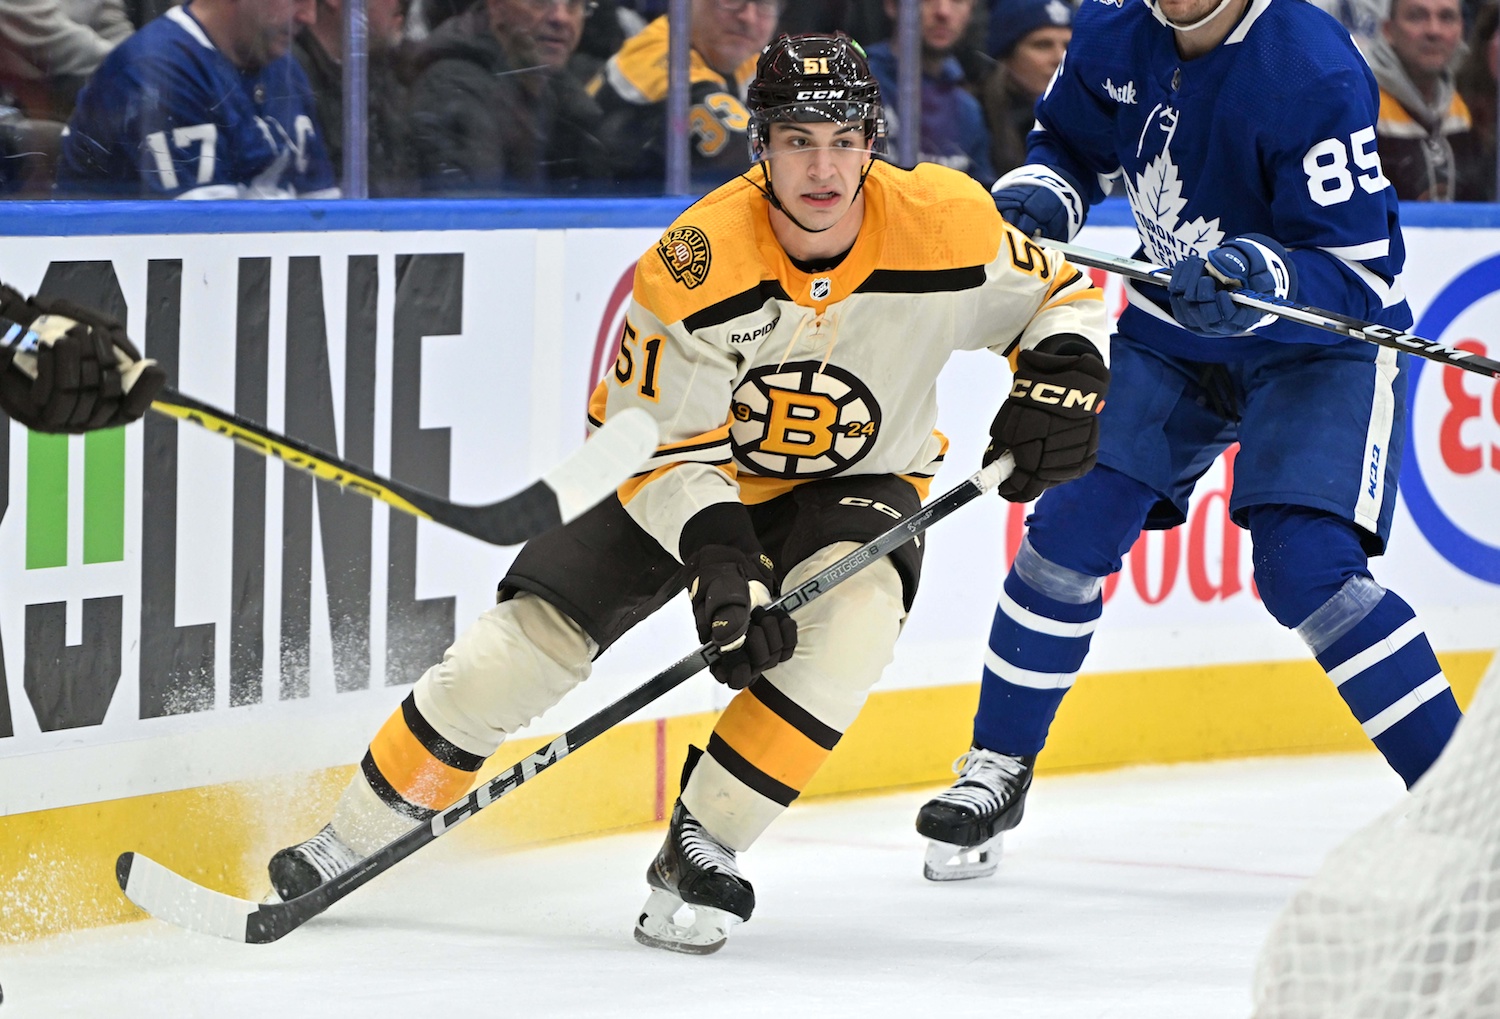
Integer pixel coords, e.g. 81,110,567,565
116,453,1016,944
1051,240,1500,381
150,388,659,546
5,324,661,546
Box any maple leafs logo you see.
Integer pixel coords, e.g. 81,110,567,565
1123,109,1224,264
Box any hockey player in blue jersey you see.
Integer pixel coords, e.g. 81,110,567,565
55,0,338,199
916,0,1465,880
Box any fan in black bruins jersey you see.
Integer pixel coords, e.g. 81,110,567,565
267,32,1111,955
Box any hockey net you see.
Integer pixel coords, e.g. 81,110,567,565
1252,653,1500,1019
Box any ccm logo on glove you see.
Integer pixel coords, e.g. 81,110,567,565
1008,377,1105,413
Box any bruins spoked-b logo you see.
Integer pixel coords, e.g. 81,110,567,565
730,361,882,478
657,226,712,289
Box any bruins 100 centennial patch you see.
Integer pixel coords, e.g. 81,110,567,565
657,226,712,289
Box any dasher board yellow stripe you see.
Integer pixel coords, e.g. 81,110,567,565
2,650,1490,942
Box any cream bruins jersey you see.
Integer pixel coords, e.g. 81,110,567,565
594,160,1111,560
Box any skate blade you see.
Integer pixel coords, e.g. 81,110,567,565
922,835,1002,882
633,888,736,955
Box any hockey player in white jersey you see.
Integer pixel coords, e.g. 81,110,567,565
917,0,1464,881
265,33,1111,954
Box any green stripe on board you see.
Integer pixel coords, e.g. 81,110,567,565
84,428,126,564
26,431,68,569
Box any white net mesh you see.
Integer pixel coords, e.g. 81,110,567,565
1252,655,1500,1019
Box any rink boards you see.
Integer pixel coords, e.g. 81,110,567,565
0,199,1497,940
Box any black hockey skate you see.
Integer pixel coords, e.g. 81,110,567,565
268,824,362,901
633,799,755,955
916,748,1034,882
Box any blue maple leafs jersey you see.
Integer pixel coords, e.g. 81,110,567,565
56,5,337,199
1031,0,1410,361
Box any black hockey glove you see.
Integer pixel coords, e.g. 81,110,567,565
0,286,166,433
681,506,796,690
990,339,1110,504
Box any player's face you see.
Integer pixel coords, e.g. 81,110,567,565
245,0,314,66
1384,0,1464,79
1153,0,1232,28
764,121,871,231
1007,26,1070,97
691,0,781,77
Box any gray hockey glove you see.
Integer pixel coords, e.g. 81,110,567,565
991,335,1110,503
681,505,796,690
0,286,166,433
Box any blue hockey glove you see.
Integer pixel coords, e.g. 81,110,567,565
1167,235,1297,337
990,164,1085,242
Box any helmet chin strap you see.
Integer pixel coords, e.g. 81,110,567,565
749,159,875,235
1148,0,1237,32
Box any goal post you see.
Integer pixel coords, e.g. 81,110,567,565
1251,650,1500,1019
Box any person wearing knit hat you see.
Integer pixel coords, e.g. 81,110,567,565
981,0,1071,175
987,0,1072,58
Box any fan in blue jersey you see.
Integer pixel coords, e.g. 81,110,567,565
55,0,338,199
916,0,1464,881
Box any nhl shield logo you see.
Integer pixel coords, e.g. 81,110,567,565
810,277,832,300
657,226,712,289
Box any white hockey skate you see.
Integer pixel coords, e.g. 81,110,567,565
916,748,1034,882
267,824,362,901
633,800,754,955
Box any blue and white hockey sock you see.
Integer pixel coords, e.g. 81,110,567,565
973,538,1103,757
1298,576,1460,787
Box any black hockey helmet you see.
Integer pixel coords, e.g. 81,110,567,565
746,33,885,161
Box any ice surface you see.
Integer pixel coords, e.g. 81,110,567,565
0,754,1404,1019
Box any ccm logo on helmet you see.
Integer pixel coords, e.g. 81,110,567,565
1010,378,1104,412
796,89,848,100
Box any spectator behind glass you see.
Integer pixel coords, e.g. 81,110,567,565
866,0,995,183
407,0,606,194
589,0,780,189
1369,0,1484,200
981,0,1069,177
572,0,638,84
293,0,413,195
1456,0,1498,199
56,0,339,198
1,0,133,119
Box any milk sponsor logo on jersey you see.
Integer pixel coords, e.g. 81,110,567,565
1104,78,1137,105
1401,254,1500,584
730,360,881,478
728,315,780,344
1123,105,1225,265
657,226,712,289
810,277,832,301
